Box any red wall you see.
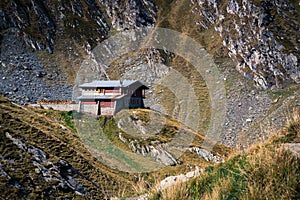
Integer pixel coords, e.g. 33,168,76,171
82,101,96,104
100,101,115,108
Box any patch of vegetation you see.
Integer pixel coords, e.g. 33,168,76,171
265,84,300,117
59,111,76,131
273,108,300,143
268,84,299,99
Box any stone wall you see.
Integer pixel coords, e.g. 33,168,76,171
38,104,79,111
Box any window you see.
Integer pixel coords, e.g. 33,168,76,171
98,88,105,94
142,89,145,98
130,99,140,105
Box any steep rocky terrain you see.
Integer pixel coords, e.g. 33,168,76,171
0,0,299,198
191,0,299,88
0,0,157,104
0,0,298,146
0,28,72,104
1,0,298,103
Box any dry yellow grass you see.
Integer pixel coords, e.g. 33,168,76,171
150,108,300,200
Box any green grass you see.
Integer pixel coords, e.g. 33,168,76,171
59,111,76,131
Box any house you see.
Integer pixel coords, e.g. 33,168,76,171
77,80,148,116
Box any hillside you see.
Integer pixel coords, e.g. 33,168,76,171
0,96,138,198
0,0,299,199
0,96,232,198
1,0,299,100
1,0,299,146
150,109,300,200
1,94,298,199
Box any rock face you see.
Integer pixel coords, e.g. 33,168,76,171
1,0,298,106
0,0,158,104
129,142,179,166
99,0,157,31
188,147,224,163
0,0,157,51
192,0,299,88
0,0,110,52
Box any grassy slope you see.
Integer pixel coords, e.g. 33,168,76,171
150,109,300,200
0,96,232,198
0,96,137,199
101,108,231,161
71,108,232,193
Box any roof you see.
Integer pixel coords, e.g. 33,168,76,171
78,94,125,100
79,80,149,88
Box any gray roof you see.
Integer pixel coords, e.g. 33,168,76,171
78,95,125,100
79,80,142,88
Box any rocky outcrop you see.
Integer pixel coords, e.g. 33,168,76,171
284,143,300,158
192,0,299,88
116,110,226,166
116,111,179,166
188,147,224,163
99,0,157,31
5,132,86,196
129,142,179,166
158,166,202,190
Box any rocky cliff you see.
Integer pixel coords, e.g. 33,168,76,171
0,0,157,51
191,0,299,88
0,0,157,104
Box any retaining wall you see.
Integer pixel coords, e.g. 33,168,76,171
38,104,79,111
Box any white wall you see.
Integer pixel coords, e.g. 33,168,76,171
39,104,79,111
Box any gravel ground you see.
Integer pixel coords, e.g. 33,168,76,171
219,63,299,148
0,29,72,105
